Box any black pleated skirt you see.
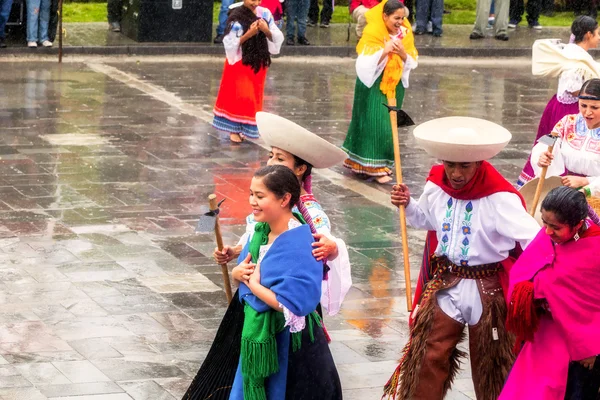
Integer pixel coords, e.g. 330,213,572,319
182,290,343,400
565,358,600,400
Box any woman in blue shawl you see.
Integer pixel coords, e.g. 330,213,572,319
183,165,342,400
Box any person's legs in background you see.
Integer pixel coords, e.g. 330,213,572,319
493,0,509,38
0,0,14,48
297,0,310,44
415,0,430,34
107,0,122,32
308,0,318,25
26,0,41,47
487,0,495,29
508,0,523,28
286,0,298,44
525,0,542,29
470,0,493,38
214,0,235,43
404,0,414,22
38,0,51,46
320,0,333,26
430,0,443,36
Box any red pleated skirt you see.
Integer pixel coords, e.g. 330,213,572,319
213,61,268,138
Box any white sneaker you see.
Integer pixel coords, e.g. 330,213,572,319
27,41,37,48
426,21,433,33
42,40,53,47
507,23,517,29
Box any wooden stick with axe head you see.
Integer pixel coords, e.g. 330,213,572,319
196,194,233,303
529,133,558,217
383,101,415,312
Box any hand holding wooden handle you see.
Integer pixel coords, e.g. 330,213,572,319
209,194,233,303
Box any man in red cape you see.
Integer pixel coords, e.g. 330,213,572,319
382,117,540,400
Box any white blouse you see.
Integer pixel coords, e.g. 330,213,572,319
355,33,418,89
556,44,598,104
530,114,600,195
222,6,284,65
405,182,540,325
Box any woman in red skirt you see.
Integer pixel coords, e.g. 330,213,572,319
213,0,284,143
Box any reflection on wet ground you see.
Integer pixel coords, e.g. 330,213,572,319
0,59,551,399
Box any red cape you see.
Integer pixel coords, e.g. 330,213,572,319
410,162,525,323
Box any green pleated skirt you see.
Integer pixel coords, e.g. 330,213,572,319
342,75,405,177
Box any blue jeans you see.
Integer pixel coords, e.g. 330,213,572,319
286,0,310,39
216,0,235,36
0,0,14,39
416,0,443,34
27,0,50,42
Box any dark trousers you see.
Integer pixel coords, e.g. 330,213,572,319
572,0,598,18
564,358,600,400
107,0,122,23
308,0,332,24
404,0,414,22
509,0,541,24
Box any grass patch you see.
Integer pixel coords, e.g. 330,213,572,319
63,3,107,23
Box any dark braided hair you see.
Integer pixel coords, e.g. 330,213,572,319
225,6,272,73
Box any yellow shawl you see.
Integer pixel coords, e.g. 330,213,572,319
356,0,418,98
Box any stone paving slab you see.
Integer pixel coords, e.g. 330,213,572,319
0,22,591,58
0,58,554,399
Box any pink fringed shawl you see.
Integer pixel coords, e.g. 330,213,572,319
500,225,600,400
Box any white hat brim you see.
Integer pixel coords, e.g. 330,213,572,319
256,112,347,169
519,176,563,226
413,117,512,162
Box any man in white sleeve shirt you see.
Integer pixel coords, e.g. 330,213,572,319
383,117,541,400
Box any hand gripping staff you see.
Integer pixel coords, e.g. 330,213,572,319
196,194,233,303
383,100,415,311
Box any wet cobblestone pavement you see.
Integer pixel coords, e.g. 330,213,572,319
0,58,553,399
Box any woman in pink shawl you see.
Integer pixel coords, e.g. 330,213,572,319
500,186,600,400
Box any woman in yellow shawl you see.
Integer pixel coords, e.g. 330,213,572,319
342,0,418,184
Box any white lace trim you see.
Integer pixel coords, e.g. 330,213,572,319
280,303,306,333
557,68,585,104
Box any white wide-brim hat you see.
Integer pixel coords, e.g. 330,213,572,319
256,112,347,169
519,176,563,226
413,117,512,162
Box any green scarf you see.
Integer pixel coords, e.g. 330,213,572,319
241,213,321,400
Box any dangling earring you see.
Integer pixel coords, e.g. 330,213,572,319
574,232,580,241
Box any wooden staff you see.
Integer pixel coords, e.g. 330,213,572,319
58,0,63,63
387,96,413,312
209,194,233,303
529,134,557,217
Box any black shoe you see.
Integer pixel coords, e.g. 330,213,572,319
286,37,295,45
414,29,425,35
320,22,330,28
0,37,6,48
495,33,509,41
214,34,225,44
297,36,310,45
307,20,317,26
433,32,442,37
469,32,484,40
